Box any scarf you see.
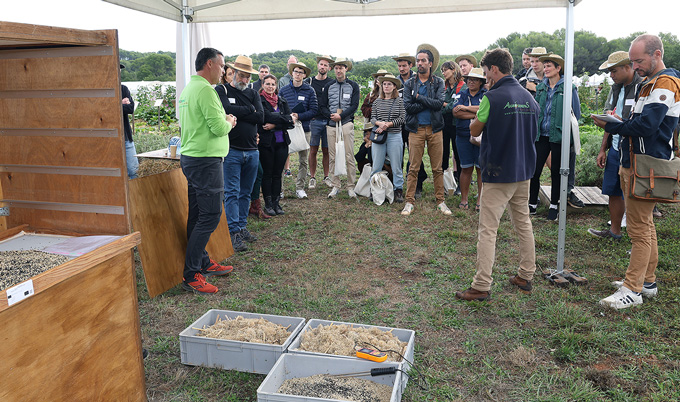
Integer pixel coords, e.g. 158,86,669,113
261,90,278,109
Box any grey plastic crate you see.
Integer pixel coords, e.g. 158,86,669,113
179,309,305,374
287,319,415,392
257,353,403,402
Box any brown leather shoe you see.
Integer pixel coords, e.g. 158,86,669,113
509,275,532,294
455,287,490,301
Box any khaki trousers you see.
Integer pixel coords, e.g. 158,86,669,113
295,131,311,190
405,126,445,203
620,167,658,292
327,122,356,189
472,180,536,292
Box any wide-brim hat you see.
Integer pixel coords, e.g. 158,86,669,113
227,55,259,74
463,67,486,81
455,54,478,67
378,74,402,89
331,57,353,72
316,55,334,64
539,53,565,69
372,69,389,78
417,43,440,70
392,52,416,65
289,62,311,77
600,51,630,70
362,122,374,131
528,47,549,57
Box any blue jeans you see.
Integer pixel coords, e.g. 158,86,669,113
310,119,329,148
125,140,139,179
371,133,404,190
224,149,259,234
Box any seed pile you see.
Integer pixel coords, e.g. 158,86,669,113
298,324,407,362
278,374,392,402
137,159,180,178
195,315,291,345
0,250,70,290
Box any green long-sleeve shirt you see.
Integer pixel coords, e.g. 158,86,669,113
178,75,232,157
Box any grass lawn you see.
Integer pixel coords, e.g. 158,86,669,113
134,128,680,402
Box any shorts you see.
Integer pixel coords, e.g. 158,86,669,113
455,135,480,169
602,147,623,197
310,119,328,148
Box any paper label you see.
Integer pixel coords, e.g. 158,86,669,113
229,98,236,104
7,280,35,306
343,93,350,99
298,96,305,101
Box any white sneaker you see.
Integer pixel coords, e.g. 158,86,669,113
296,189,308,199
401,202,414,216
328,187,339,198
611,280,658,298
324,176,333,187
438,202,452,216
348,189,357,198
280,191,284,200
608,213,626,228
600,285,643,309
309,177,317,189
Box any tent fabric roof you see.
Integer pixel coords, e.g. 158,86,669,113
103,0,581,23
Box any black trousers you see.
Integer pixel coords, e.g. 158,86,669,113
180,155,223,280
442,122,461,175
260,141,288,199
529,136,563,206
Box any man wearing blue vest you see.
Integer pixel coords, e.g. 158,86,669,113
456,48,539,301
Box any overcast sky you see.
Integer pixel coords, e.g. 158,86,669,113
5,0,678,60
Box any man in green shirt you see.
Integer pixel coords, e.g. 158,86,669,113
178,47,236,294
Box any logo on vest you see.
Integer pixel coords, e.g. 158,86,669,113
504,101,531,109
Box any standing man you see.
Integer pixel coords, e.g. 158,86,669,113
249,64,270,93
401,44,451,216
455,48,539,301
593,34,680,309
280,61,318,199
215,55,264,253
524,46,548,95
178,47,236,294
394,52,427,198
319,57,360,198
455,54,477,76
515,47,533,81
587,51,642,240
306,55,334,189
120,64,138,179
278,55,298,89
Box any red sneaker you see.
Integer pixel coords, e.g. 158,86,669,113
182,273,218,294
202,259,234,277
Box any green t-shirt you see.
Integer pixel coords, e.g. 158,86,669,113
178,75,232,157
476,95,490,123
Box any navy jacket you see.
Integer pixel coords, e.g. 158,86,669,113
279,82,318,132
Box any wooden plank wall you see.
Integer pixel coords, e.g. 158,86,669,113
0,29,131,235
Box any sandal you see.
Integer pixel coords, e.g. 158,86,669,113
458,202,469,210
475,203,481,212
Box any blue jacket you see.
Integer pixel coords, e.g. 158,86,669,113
403,74,445,133
279,82,318,132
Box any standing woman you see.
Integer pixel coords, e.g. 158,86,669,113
453,68,487,211
441,60,465,190
370,74,406,203
259,74,294,216
528,54,581,221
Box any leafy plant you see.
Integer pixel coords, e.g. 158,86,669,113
134,84,177,125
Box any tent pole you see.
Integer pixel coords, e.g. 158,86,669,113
556,0,576,274
182,0,191,86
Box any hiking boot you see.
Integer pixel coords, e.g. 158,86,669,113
202,258,233,277
328,187,339,198
309,177,317,189
324,176,332,187
455,287,490,301
263,196,276,217
296,189,308,199
240,228,257,243
182,273,218,294
273,197,285,215
438,202,452,216
401,202,414,216
600,285,642,309
612,280,658,298
394,189,404,203
509,275,533,294
547,208,558,221
231,231,248,252
587,228,622,240
567,191,585,208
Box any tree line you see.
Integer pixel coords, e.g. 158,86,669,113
119,30,680,82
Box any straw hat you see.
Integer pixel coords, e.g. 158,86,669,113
528,47,549,57
316,55,334,64
288,62,311,77
599,51,630,70
362,121,374,131
378,74,402,89
331,57,353,71
227,55,259,74
416,43,440,70
463,67,486,81
539,53,564,69
392,52,416,65
455,54,478,67
371,69,389,78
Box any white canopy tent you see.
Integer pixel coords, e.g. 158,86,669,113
104,0,584,277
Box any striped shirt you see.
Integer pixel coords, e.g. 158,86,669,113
370,97,405,135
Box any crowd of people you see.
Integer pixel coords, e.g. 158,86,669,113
171,34,679,311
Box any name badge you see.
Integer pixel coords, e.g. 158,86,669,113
343,93,350,99
298,96,305,101
625,99,635,106
228,98,236,104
